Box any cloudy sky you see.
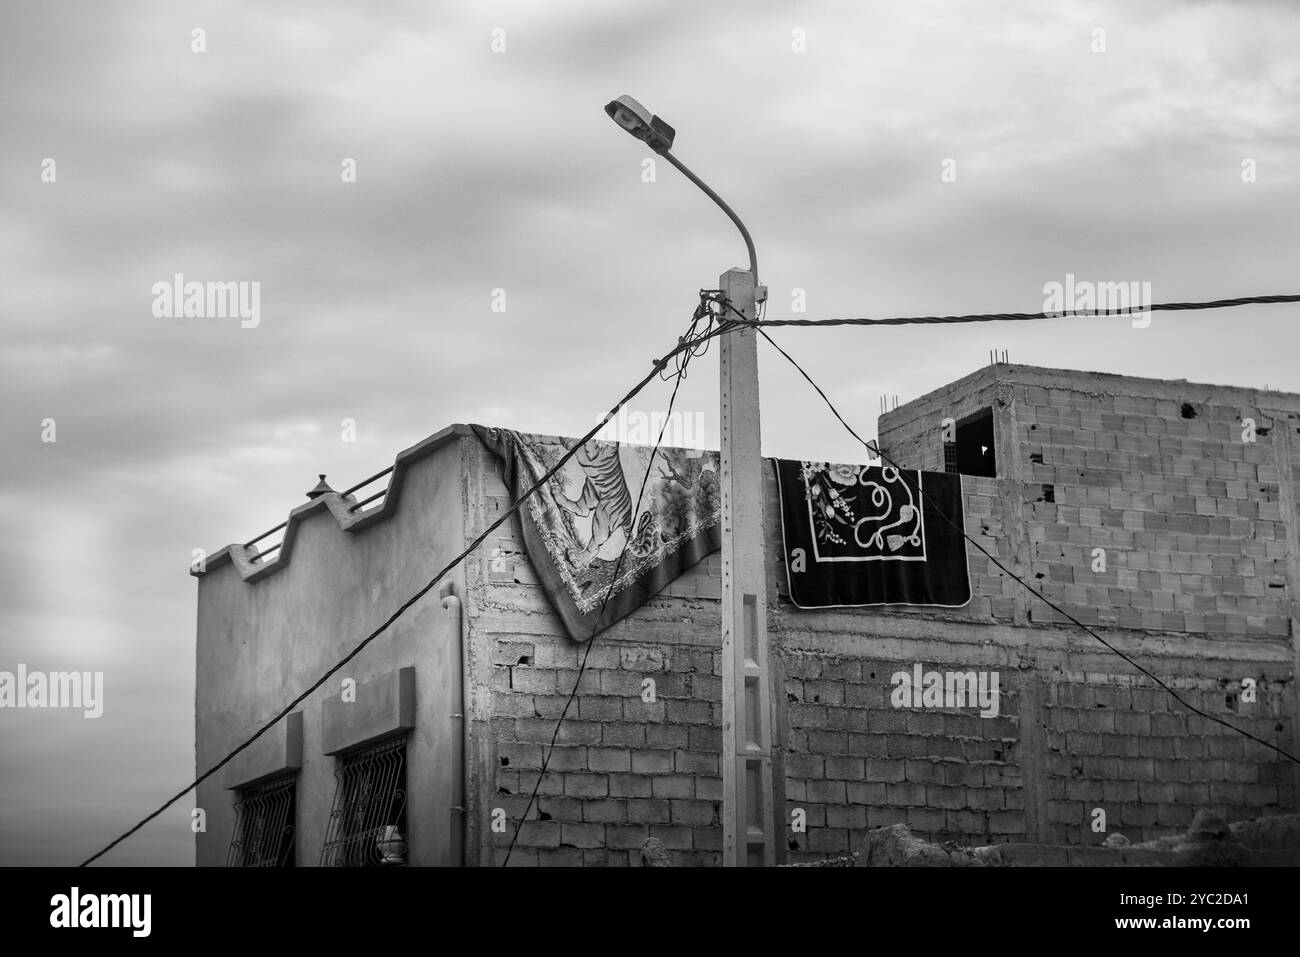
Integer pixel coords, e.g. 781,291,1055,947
2,0,1298,865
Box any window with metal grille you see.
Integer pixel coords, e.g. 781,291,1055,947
227,775,296,867
320,735,408,867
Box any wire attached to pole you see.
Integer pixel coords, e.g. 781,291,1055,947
738,293,1300,329
502,296,722,865
79,306,739,868
719,297,1300,767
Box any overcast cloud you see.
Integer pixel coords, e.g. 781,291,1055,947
1,0,1298,865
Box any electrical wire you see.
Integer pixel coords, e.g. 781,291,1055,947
741,294,1300,329
724,299,1300,766
87,284,1300,865
660,290,726,380
78,309,739,867
502,312,713,865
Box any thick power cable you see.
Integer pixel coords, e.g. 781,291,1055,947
79,309,738,867
732,302,1300,766
744,294,1300,329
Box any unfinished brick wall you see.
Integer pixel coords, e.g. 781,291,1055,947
1039,669,1292,843
485,624,727,868
1021,385,1287,635
466,438,727,866
777,649,1025,859
878,366,1293,635
874,364,1297,845
462,363,1298,864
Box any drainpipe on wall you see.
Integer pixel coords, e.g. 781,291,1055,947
441,582,467,866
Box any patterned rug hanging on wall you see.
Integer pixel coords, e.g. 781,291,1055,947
473,426,721,641
774,459,972,609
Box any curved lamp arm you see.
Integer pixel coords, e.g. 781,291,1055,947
660,149,758,283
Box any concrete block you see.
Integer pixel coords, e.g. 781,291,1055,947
605,824,650,849
561,823,605,848
626,798,670,824
630,749,674,774
651,775,695,800
809,779,848,803
587,748,632,773
847,781,888,805
674,749,719,775
670,799,717,827
866,758,907,783
563,772,609,798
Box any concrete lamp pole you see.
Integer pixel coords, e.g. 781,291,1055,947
604,96,776,867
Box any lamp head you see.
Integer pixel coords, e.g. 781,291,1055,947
605,95,675,153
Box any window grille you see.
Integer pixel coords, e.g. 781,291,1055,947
320,735,408,867
943,441,958,473
227,775,296,867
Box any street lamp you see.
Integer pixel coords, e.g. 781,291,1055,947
603,96,757,280
605,95,776,868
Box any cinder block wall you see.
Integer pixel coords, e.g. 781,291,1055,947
1020,382,1286,635
463,438,728,866
879,364,1294,634
461,363,1298,865
878,364,1296,847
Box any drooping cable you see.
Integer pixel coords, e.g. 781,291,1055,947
722,298,1300,766
79,307,737,867
503,295,730,865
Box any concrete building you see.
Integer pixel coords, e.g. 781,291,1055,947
194,363,1298,866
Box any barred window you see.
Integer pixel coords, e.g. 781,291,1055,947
320,735,408,867
227,775,296,867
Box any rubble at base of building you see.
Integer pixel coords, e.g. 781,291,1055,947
639,837,672,867
784,853,860,867
852,811,1300,866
